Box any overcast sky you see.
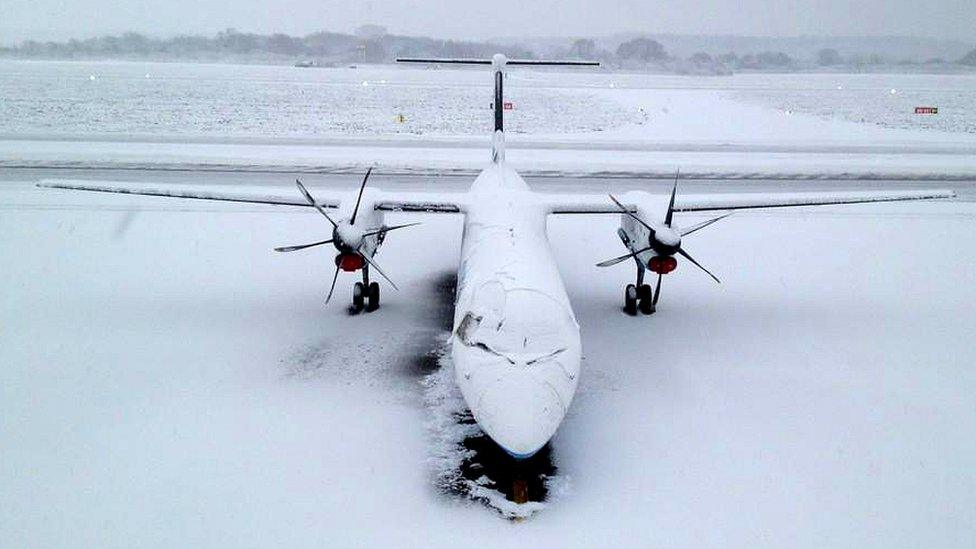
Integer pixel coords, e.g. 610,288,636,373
2,0,974,44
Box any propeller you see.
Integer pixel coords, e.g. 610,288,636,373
325,263,342,304
296,178,338,227
595,245,654,267
274,238,334,253
596,172,730,305
275,169,419,304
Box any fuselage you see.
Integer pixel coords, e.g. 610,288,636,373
450,162,581,458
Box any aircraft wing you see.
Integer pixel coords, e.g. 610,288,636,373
37,179,330,208
373,193,464,213
37,179,466,213
544,188,956,214
672,189,956,212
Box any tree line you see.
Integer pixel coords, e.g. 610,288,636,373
0,28,532,64
3,29,974,72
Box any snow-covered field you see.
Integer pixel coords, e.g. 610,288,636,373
2,60,976,547
2,61,975,139
0,60,634,137
2,182,974,547
733,73,976,135
2,60,975,179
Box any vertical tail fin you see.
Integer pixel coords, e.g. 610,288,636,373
396,55,599,164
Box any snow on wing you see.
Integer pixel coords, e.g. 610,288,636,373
37,179,330,208
38,179,953,215
37,179,467,213
542,189,955,214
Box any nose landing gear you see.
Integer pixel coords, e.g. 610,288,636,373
624,262,656,316
352,264,382,313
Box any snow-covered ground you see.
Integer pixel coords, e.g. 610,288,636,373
1,180,974,547
2,60,975,547
2,60,975,178
733,73,976,135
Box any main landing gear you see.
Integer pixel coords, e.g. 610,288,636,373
624,263,656,316
352,264,381,312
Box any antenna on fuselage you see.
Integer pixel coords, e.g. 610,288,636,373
396,55,600,164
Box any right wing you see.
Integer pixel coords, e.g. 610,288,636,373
673,189,957,212
543,188,956,214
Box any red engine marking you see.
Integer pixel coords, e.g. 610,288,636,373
648,256,678,274
336,253,365,272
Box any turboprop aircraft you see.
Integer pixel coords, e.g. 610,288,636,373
39,54,955,459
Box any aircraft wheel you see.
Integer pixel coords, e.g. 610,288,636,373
638,284,655,315
366,282,380,312
624,284,638,315
353,282,365,311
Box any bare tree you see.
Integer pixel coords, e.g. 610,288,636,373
959,48,976,66
817,48,842,66
569,38,596,59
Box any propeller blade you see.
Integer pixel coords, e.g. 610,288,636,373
677,247,721,284
596,253,635,268
596,246,653,267
325,265,341,304
359,251,399,291
350,167,372,225
296,179,338,228
664,170,679,227
361,221,421,238
608,194,656,233
680,212,732,237
652,273,663,306
274,238,334,253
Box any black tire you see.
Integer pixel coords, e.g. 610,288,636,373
624,284,638,315
366,282,380,312
638,284,655,315
353,282,365,311
637,284,652,301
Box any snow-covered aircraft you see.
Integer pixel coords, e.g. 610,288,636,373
39,54,955,459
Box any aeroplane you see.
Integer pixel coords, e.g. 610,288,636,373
39,54,955,459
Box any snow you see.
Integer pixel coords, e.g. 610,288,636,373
2,181,974,547
0,60,632,138
731,73,976,135
5,138,976,180
2,60,976,547
423,344,549,519
2,60,975,179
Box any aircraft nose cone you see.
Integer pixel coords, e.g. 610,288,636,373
475,372,566,458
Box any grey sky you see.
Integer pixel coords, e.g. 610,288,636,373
2,0,974,44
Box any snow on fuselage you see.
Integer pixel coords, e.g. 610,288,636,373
451,163,581,458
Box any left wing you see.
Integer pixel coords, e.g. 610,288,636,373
37,179,466,214
543,188,956,214
37,179,332,208
373,193,464,213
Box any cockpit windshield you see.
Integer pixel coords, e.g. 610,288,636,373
455,283,576,364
